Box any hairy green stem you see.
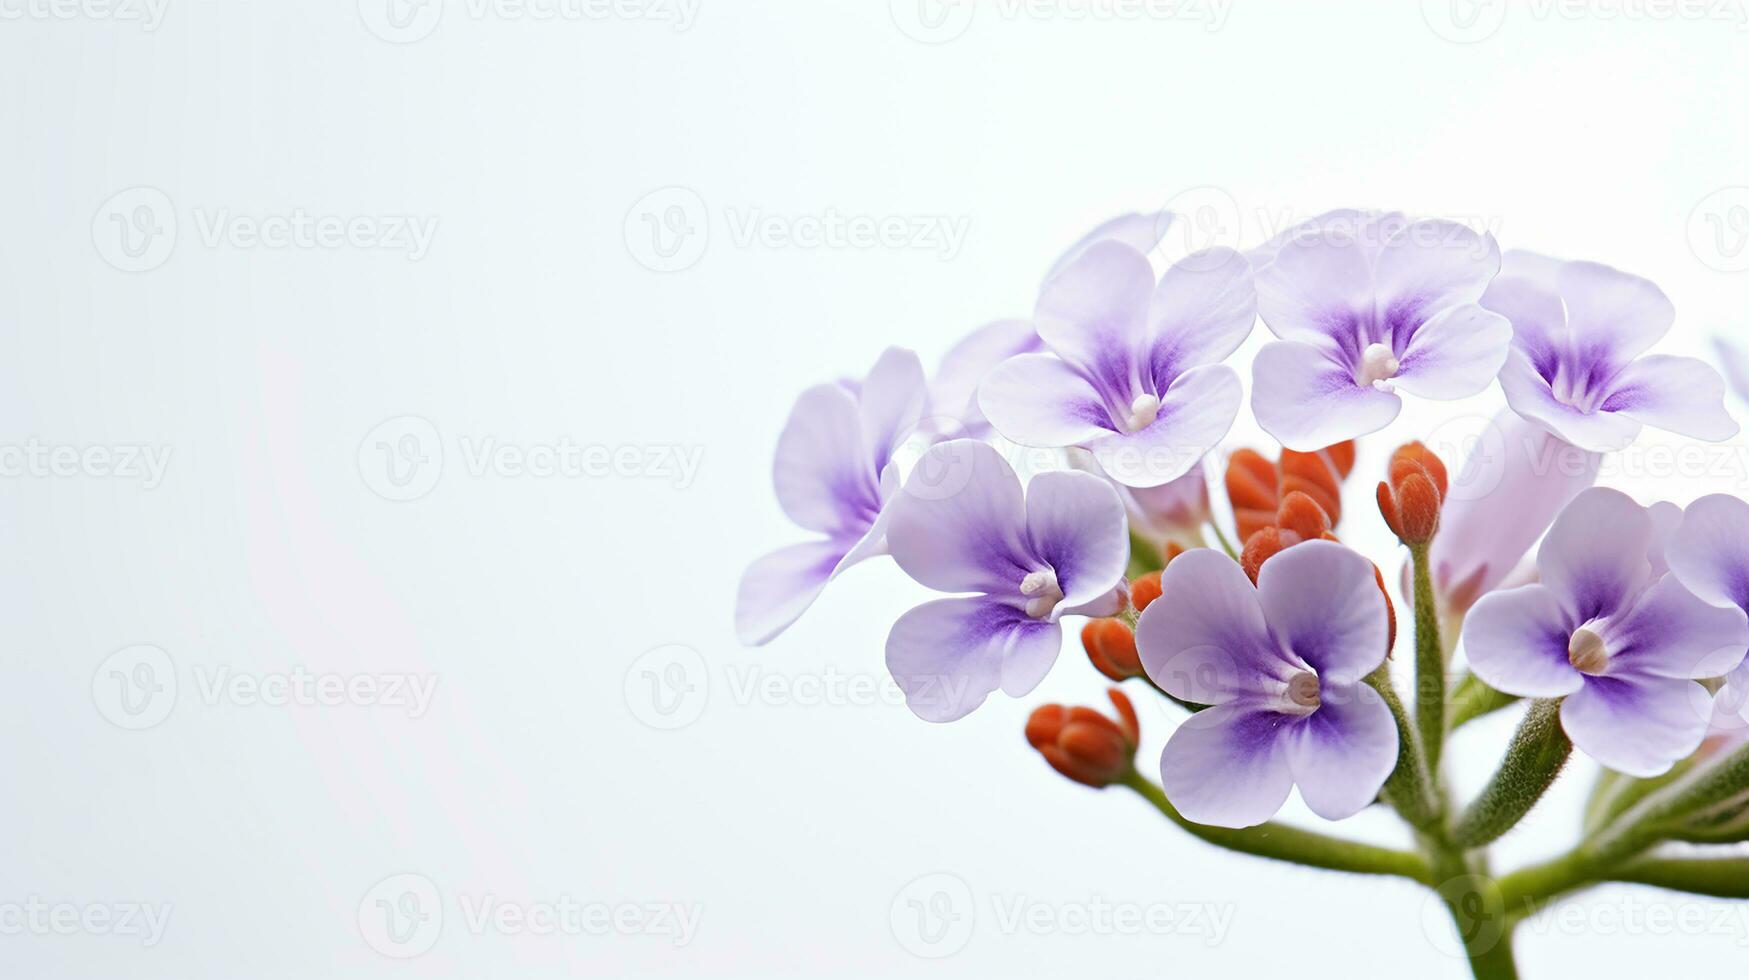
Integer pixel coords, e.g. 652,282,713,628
1367,666,1442,831
1408,542,1447,775
1452,699,1572,848
1118,770,1432,882
1612,857,1749,898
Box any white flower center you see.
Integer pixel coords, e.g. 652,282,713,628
1123,393,1161,433
1286,671,1322,711
1019,568,1064,620
1355,342,1401,390
1568,627,1610,676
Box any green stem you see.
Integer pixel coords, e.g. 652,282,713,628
1452,699,1572,848
1449,672,1521,729
1583,758,1693,834
1366,666,1442,831
1409,541,1447,775
1118,770,1432,882
1612,857,1749,899
1127,528,1164,579
1423,844,1519,979
1206,520,1239,561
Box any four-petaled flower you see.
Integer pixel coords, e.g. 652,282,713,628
1463,488,1749,776
977,241,1255,487
1136,542,1400,828
885,440,1128,722
1482,252,1739,452
1251,210,1513,450
735,347,928,646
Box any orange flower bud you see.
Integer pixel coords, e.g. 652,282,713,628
1130,570,1163,612
1025,688,1139,788
1226,441,1356,541
1378,441,1449,545
1224,449,1279,541
1082,618,1142,681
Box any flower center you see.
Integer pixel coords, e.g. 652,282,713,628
1567,627,1610,676
1286,671,1322,711
1123,393,1161,433
1020,568,1065,620
1355,342,1401,390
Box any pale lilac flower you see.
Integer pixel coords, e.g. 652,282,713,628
1481,252,1737,452
1250,210,1512,450
977,242,1254,487
735,347,928,646
1077,451,1211,551
929,212,1174,437
1429,410,1600,614
1716,336,1749,404
1136,542,1399,827
1463,489,1749,776
885,440,1128,722
1664,494,1749,729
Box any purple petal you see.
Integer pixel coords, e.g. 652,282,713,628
930,319,1042,435
1601,575,1749,680
1538,488,1655,623
1136,549,1301,704
1045,211,1173,282
885,597,1061,722
735,539,853,646
976,353,1113,448
1715,337,1749,403
1371,219,1500,325
1022,471,1129,612
1497,348,1643,452
1562,675,1710,777
1146,247,1257,384
1254,226,1377,347
1556,260,1675,365
1247,209,1405,269
1717,661,1749,728
1646,500,1683,578
1481,256,1569,378
1251,340,1403,450
1033,240,1151,401
1158,701,1295,828
1391,304,1512,399
858,347,930,475
1431,410,1600,611
1255,540,1391,685
1668,494,1749,611
1114,458,1211,543
1085,364,1241,487
887,440,1031,595
1283,682,1399,820
1461,584,1583,697
1600,355,1740,442
773,383,879,536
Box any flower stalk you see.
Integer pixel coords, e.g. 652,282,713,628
1452,699,1572,848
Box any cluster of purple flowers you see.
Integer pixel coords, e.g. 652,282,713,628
739,208,1747,831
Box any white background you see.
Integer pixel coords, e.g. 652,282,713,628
3,1,1748,976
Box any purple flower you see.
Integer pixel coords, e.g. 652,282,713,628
1482,252,1738,452
977,242,1254,488
1715,336,1749,405
1462,488,1749,776
1250,210,1512,450
1135,541,1399,827
735,347,928,646
1428,410,1600,614
885,440,1128,722
1076,451,1211,551
1664,494,1749,730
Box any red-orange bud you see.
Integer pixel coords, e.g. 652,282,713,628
1130,571,1163,613
1082,618,1142,681
1025,688,1140,788
1378,441,1449,545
